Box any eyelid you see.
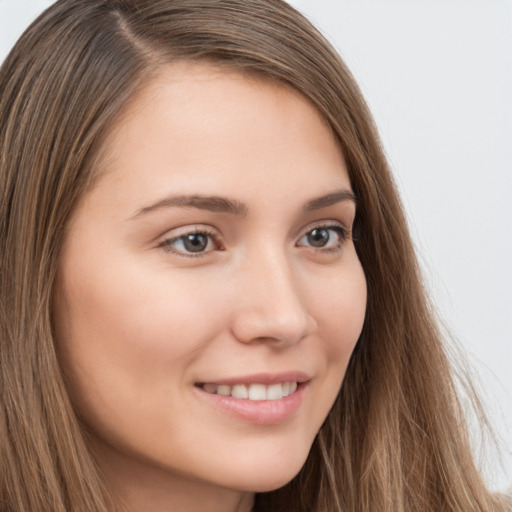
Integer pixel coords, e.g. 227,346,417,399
297,220,351,240
157,225,223,257
295,220,352,254
155,219,352,258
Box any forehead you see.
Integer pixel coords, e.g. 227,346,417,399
80,62,350,218
96,62,339,166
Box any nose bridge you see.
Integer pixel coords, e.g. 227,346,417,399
230,242,316,346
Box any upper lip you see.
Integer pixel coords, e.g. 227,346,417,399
196,371,311,386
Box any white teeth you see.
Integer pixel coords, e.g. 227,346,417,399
217,384,231,396
231,384,248,399
266,383,283,400
201,381,298,400
248,383,267,401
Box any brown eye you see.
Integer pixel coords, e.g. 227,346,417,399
307,228,330,247
160,230,219,256
297,225,347,250
181,233,209,252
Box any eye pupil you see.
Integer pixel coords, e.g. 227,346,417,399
307,228,330,247
184,233,208,252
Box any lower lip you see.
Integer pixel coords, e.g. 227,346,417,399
195,383,307,425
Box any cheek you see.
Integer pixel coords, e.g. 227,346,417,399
53,254,225,408
313,260,367,358
311,262,366,417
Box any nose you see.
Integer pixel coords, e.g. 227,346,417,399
230,250,317,348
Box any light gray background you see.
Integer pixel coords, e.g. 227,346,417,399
1,0,511,490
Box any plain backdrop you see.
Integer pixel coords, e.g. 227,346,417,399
1,0,511,491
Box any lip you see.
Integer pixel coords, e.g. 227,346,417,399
196,371,310,386
194,371,310,425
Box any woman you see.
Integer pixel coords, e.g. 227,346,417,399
0,1,509,511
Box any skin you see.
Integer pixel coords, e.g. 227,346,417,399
53,63,367,512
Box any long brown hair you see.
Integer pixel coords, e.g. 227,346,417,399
0,1,508,511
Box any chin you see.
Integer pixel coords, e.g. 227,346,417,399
216,450,309,494
244,472,301,494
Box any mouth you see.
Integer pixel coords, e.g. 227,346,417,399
196,381,299,401
194,374,309,424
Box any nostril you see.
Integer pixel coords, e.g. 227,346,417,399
229,259,317,345
230,307,315,347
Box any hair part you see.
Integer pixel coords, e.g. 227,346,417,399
0,1,509,511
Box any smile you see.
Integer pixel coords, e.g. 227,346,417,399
194,374,309,424
199,382,298,401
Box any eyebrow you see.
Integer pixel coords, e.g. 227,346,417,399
131,189,357,219
133,195,249,218
303,190,357,211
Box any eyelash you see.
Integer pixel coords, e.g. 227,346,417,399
158,227,222,258
158,223,351,258
297,223,350,253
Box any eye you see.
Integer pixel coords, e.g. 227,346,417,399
159,228,221,257
297,224,348,250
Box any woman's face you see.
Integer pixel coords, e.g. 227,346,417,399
54,63,367,507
